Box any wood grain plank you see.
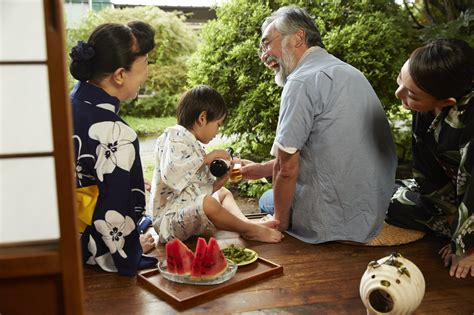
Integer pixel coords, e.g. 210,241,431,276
83,234,474,314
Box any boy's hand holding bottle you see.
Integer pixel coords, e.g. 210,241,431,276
205,149,231,192
205,149,232,174
206,147,242,183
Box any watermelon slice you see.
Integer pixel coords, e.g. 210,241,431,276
165,237,228,279
200,237,228,279
191,237,208,277
165,239,194,275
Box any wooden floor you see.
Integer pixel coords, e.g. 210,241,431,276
83,234,474,314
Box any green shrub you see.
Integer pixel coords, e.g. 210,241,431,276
387,109,412,163
188,0,417,161
123,90,179,118
66,6,198,117
420,9,474,46
187,1,276,162
237,179,272,199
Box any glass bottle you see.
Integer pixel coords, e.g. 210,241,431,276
209,147,234,177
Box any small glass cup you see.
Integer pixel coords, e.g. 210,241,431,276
230,154,242,182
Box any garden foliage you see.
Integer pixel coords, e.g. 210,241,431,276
188,1,278,160
413,6,473,46
67,6,198,117
393,0,473,47
187,0,417,162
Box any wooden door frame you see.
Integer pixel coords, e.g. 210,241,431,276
0,1,84,314
44,0,84,313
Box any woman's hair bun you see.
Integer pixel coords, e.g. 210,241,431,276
69,41,95,81
70,41,95,62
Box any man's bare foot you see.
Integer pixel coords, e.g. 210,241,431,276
257,216,280,229
140,232,156,254
439,244,474,278
241,224,284,243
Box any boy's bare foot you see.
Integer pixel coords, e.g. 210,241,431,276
140,232,156,254
439,244,474,278
241,224,284,243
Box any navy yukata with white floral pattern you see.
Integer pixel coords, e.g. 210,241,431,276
387,91,474,256
71,81,157,276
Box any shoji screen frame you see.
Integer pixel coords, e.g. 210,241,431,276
0,1,84,314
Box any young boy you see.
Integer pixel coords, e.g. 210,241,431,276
148,85,283,244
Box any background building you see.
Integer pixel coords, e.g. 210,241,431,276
64,0,221,29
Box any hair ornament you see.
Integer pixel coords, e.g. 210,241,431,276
70,41,95,62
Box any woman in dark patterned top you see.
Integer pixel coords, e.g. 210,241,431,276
387,39,474,278
69,22,158,276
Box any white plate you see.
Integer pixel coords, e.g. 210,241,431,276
158,259,237,285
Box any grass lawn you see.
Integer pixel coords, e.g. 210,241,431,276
143,161,155,183
123,115,176,136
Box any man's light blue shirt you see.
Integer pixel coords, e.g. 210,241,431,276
274,48,397,243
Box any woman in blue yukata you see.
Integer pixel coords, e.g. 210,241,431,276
387,39,474,278
69,21,157,276
148,85,283,244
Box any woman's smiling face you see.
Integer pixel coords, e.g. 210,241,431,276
395,60,452,113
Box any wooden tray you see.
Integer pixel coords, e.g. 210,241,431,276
138,256,283,310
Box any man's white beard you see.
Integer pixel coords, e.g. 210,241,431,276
275,46,296,87
275,67,286,87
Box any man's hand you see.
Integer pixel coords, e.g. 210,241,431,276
240,159,275,179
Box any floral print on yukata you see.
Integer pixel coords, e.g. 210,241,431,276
148,125,216,243
388,91,474,255
71,81,156,276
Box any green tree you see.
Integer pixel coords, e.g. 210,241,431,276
67,6,198,117
188,0,277,159
188,0,417,160
401,0,473,45
304,0,416,113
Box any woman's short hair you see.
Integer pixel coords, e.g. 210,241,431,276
70,21,155,82
177,85,227,129
262,6,325,49
409,38,473,100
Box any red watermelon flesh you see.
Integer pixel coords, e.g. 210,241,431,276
191,237,208,277
165,239,194,275
200,237,228,279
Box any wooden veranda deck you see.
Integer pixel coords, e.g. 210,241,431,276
83,232,474,314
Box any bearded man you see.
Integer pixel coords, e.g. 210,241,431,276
240,6,397,244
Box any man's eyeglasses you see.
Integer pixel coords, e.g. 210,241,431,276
259,34,281,56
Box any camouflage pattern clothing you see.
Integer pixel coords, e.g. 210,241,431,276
387,91,474,256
